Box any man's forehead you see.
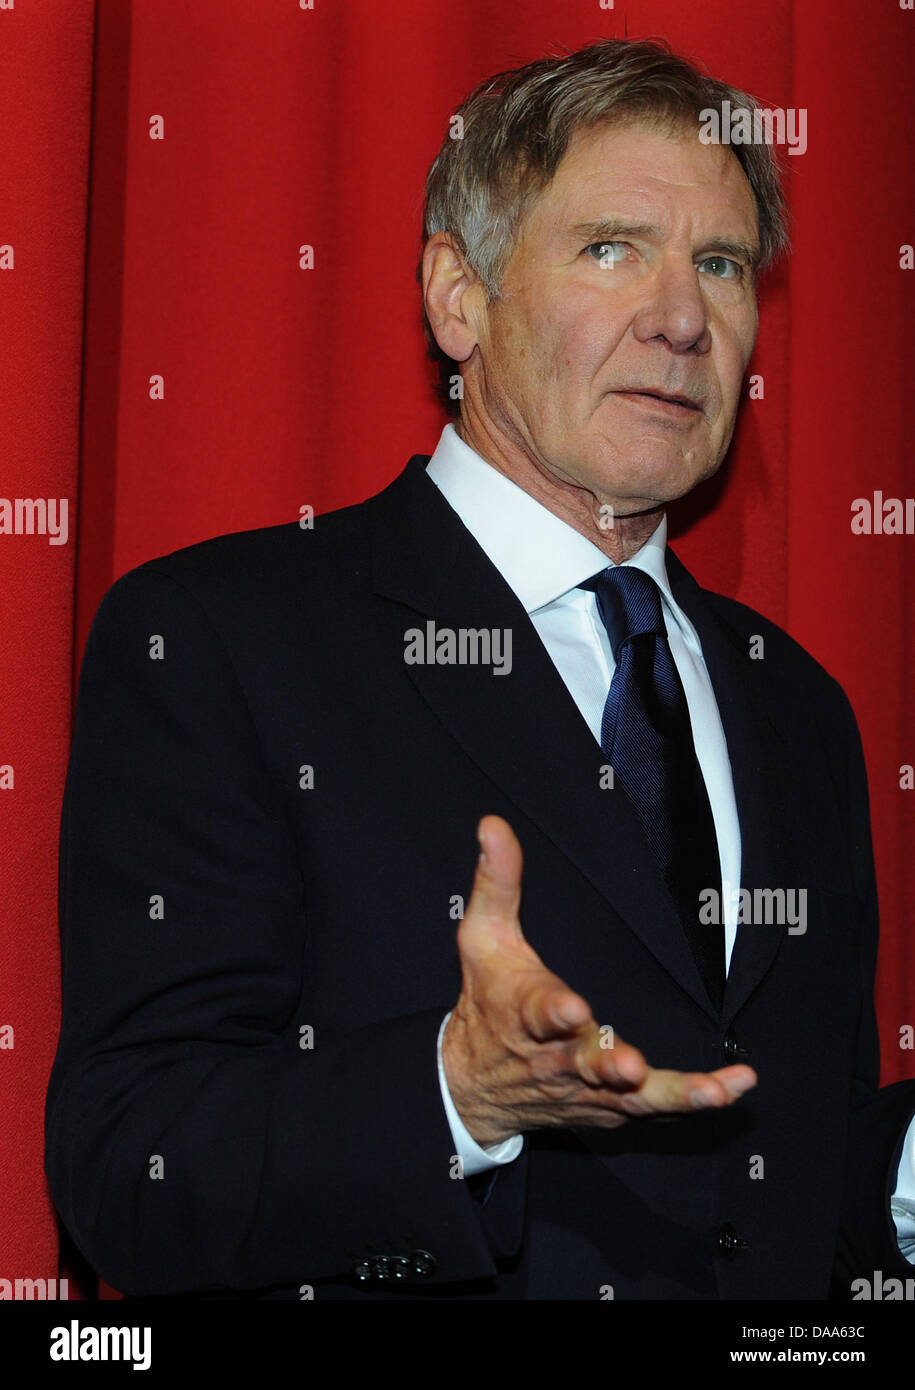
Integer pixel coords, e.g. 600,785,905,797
524,119,759,244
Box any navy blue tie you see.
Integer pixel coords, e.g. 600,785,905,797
582,565,725,1009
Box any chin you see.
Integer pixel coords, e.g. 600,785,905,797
592,458,713,510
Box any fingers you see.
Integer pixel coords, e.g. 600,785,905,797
473,815,523,916
458,817,601,1052
519,977,593,1042
571,1028,649,1089
615,1063,758,1117
689,1065,758,1106
565,1024,757,1108
459,816,526,955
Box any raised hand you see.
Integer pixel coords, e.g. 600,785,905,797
442,814,757,1147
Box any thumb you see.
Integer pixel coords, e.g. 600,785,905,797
462,815,525,948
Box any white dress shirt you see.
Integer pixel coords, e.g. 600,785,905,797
424,421,915,1260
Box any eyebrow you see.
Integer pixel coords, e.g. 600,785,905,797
567,218,761,271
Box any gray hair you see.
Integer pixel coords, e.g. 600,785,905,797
418,37,791,415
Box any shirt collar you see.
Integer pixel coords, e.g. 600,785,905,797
425,422,675,616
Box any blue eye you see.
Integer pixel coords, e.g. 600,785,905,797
586,241,627,267
697,256,742,279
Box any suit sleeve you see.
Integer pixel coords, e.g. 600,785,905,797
44,564,515,1296
831,684,915,1291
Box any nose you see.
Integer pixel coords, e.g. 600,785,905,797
632,255,712,355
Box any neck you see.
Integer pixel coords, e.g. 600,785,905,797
454,416,665,564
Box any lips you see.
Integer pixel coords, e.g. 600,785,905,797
616,388,701,412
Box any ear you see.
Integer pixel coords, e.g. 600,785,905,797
422,232,488,365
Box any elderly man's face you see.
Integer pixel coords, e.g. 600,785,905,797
467,119,761,517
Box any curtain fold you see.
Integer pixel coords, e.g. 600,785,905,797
1,0,95,1283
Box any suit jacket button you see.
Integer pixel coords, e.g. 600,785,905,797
352,1261,373,1283
717,1223,741,1258
723,1030,750,1063
410,1249,436,1278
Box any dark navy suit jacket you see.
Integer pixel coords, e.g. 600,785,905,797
45,455,915,1298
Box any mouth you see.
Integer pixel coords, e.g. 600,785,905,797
614,389,702,416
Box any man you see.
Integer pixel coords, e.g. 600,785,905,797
46,37,915,1299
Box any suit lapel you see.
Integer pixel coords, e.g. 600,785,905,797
368,458,720,1020
666,551,793,1023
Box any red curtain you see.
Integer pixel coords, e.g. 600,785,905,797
3,0,913,1292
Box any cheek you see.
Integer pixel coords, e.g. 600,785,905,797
523,284,621,364
726,307,758,377
717,359,749,420
713,328,756,418
540,316,625,394
578,313,627,365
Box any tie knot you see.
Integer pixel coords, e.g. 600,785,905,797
580,565,666,660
